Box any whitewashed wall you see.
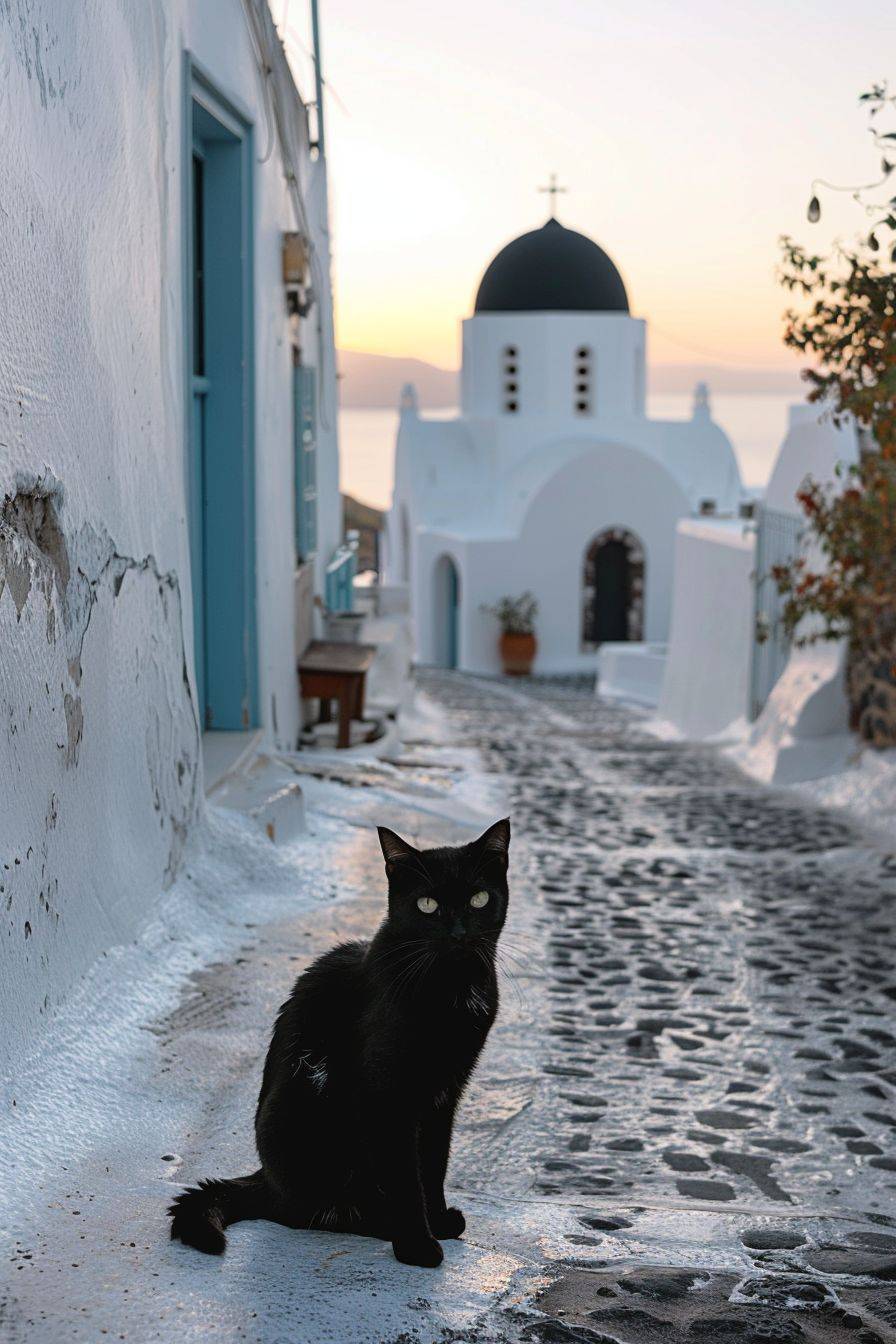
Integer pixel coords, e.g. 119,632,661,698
461,312,647,419
388,309,743,671
0,0,338,1075
657,519,756,738
765,407,859,517
657,408,860,743
413,445,690,675
725,408,860,779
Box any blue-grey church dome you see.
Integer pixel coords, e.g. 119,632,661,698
474,217,629,314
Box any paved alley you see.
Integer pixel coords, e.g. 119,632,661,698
4,672,896,1344
419,671,896,1344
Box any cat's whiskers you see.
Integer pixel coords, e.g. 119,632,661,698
493,944,529,973
466,982,491,1016
472,940,526,1011
494,935,540,973
291,1049,311,1078
499,932,539,951
384,948,437,1006
388,949,433,995
467,940,515,1007
365,938,430,971
407,950,438,999
369,947,436,993
385,962,426,1002
495,959,526,1011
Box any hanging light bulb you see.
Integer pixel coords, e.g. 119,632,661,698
807,196,821,223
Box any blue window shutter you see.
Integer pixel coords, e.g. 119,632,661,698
325,545,356,612
294,365,317,561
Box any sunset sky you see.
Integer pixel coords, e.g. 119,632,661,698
279,1,894,371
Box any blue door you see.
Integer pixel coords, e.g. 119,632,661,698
433,555,459,668
293,364,317,562
189,148,209,719
187,71,258,730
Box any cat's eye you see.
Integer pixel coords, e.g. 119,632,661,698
417,896,438,914
470,891,489,909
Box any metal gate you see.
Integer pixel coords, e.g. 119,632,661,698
749,504,803,720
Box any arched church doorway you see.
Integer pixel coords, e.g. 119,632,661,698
432,555,460,668
582,529,645,647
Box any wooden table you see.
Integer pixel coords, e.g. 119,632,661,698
297,640,377,749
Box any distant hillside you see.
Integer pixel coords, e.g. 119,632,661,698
337,349,804,408
338,350,458,409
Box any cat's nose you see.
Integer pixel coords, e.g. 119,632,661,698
449,918,466,941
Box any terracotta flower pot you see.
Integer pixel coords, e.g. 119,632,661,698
500,632,536,676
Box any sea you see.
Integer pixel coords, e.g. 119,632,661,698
338,394,799,512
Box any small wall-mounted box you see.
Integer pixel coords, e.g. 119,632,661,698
282,231,309,285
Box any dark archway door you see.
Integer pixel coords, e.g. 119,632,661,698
593,539,630,642
582,529,645,648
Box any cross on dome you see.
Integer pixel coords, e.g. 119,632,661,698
538,173,567,218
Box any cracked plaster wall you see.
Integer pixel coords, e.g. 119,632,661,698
0,1,337,1075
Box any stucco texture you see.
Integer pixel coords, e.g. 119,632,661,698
0,0,336,1074
0,4,203,1074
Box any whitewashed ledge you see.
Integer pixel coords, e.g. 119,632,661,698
596,641,668,708
658,517,756,738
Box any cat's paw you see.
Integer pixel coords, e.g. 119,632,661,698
392,1233,444,1268
430,1207,466,1240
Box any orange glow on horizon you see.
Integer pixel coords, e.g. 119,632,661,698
279,0,894,376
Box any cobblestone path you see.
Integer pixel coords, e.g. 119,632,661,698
420,671,896,1344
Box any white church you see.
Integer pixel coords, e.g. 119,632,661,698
385,206,745,674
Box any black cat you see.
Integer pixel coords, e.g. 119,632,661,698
169,817,511,1268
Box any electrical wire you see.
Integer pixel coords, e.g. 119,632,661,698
239,0,336,432
649,324,801,374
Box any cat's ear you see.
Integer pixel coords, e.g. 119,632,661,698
377,826,419,874
473,818,511,866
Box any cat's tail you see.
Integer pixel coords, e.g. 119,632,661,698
168,1169,271,1254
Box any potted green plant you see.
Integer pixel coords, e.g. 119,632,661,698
482,592,538,675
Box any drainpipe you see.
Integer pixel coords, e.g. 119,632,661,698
310,0,325,159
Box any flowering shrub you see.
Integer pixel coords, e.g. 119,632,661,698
770,85,896,745
772,463,896,648
481,592,538,636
